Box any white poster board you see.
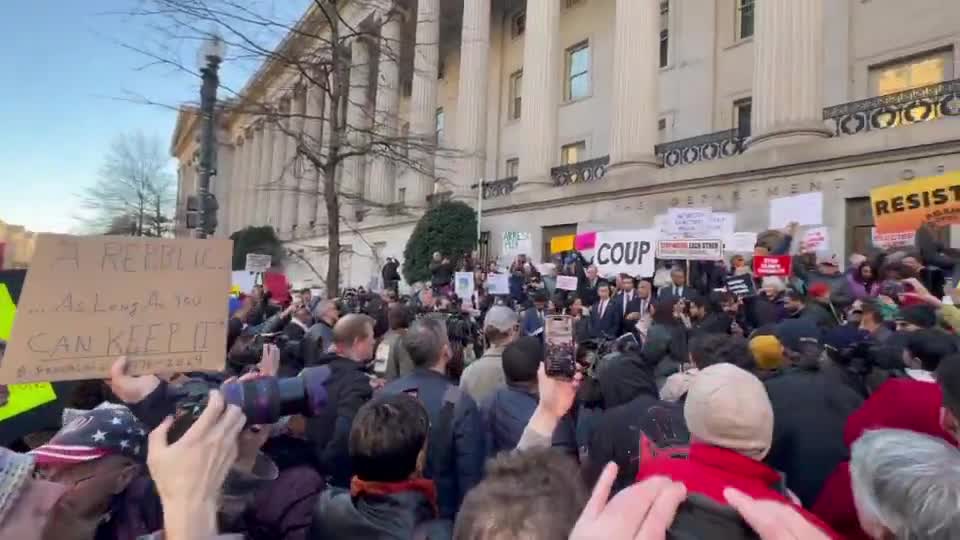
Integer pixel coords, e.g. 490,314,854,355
502,232,533,259
454,272,475,299
726,232,758,253
665,208,713,238
231,271,256,295
769,192,824,228
871,228,916,249
656,239,725,261
244,253,273,273
486,273,510,295
592,230,658,277
556,275,579,291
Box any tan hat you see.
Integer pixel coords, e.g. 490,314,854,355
683,363,773,460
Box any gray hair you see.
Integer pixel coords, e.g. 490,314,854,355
402,316,448,368
313,299,337,319
850,429,960,540
761,276,786,292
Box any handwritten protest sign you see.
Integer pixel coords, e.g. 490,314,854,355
557,276,579,291
666,208,712,238
656,239,724,261
870,171,960,233
1,234,232,384
871,228,916,249
244,253,272,273
726,274,757,298
769,192,823,228
503,232,533,258
753,255,792,277
800,227,830,253
593,230,657,277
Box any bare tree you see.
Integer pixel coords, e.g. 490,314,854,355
79,132,176,237
123,0,458,296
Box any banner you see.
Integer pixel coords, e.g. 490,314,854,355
871,228,916,249
592,230,657,277
800,227,830,253
870,171,960,233
656,239,724,261
726,232,758,253
556,275,579,291
550,235,575,254
486,273,509,295
502,232,533,258
2,234,232,384
753,255,793,277
726,274,757,298
769,192,823,228
454,272,475,299
244,253,273,273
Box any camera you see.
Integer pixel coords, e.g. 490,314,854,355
167,365,332,442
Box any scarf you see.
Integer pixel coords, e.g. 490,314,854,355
350,477,439,518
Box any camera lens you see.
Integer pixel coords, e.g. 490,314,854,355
220,365,332,425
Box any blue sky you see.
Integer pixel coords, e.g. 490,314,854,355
0,1,305,233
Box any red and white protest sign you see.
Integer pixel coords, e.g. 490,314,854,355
800,227,829,253
871,228,915,250
753,255,792,277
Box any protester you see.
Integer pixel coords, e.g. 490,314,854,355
0,448,68,540
847,261,878,299
589,279,621,339
306,314,376,488
643,298,689,385
381,257,401,292
302,299,340,367
859,299,893,343
382,317,485,519
850,429,960,540
430,252,455,294
285,304,312,340
378,303,415,380
520,291,548,337
310,393,452,538
796,252,855,309
460,305,518,404
657,266,696,303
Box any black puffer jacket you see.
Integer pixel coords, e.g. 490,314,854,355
310,487,452,540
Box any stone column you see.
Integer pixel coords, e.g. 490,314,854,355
367,11,404,211
245,126,261,226
517,0,561,188
301,83,322,230
230,136,247,230
256,121,275,226
749,0,832,149
344,38,372,222
454,0,491,194
407,0,440,206
240,127,257,227
286,88,307,234
609,0,660,168
269,100,289,230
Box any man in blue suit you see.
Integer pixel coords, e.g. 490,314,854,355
521,291,549,338
590,279,621,339
657,266,697,304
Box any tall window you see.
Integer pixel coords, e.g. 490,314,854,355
398,187,406,204
561,141,587,165
509,70,523,120
511,10,526,38
401,122,410,156
505,158,520,178
565,42,591,101
659,1,670,68
734,97,752,138
736,0,755,40
869,49,954,96
435,108,445,142
658,117,668,143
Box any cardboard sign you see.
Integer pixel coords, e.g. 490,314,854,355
244,253,273,273
870,171,960,233
656,239,724,261
486,273,509,295
556,275,579,291
454,272,475,299
593,230,657,277
753,255,793,277
726,274,757,298
502,232,533,258
2,234,232,383
871,228,916,249
800,227,830,253
727,232,758,253
550,235,575,254
769,192,824,228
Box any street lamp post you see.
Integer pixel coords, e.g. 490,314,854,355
194,34,226,238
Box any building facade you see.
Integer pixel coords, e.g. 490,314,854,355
171,0,960,289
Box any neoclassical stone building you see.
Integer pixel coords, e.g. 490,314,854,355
172,0,960,289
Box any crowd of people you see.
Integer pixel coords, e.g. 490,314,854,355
3,221,960,539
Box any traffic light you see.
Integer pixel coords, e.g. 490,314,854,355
184,192,219,236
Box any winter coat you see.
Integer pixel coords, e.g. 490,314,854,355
480,384,576,455
811,378,956,540
429,260,454,287
763,367,864,508
637,443,841,539
302,321,335,368
305,354,374,488
382,369,485,519
459,345,507,405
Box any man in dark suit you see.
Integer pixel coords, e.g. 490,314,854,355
615,275,652,335
590,279,621,339
521,291,548,338
657,266,697,304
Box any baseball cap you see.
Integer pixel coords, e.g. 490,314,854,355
30,404,148,468
775,319,820,352
484,305,519,333
816,253,839,266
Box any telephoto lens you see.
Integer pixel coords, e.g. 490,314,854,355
221,365,332,426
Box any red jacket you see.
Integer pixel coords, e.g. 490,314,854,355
637,442,841,539
812,378,955,539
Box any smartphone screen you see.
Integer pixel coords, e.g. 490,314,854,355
544,315,576,379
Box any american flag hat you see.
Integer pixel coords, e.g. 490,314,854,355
30,403,148,467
